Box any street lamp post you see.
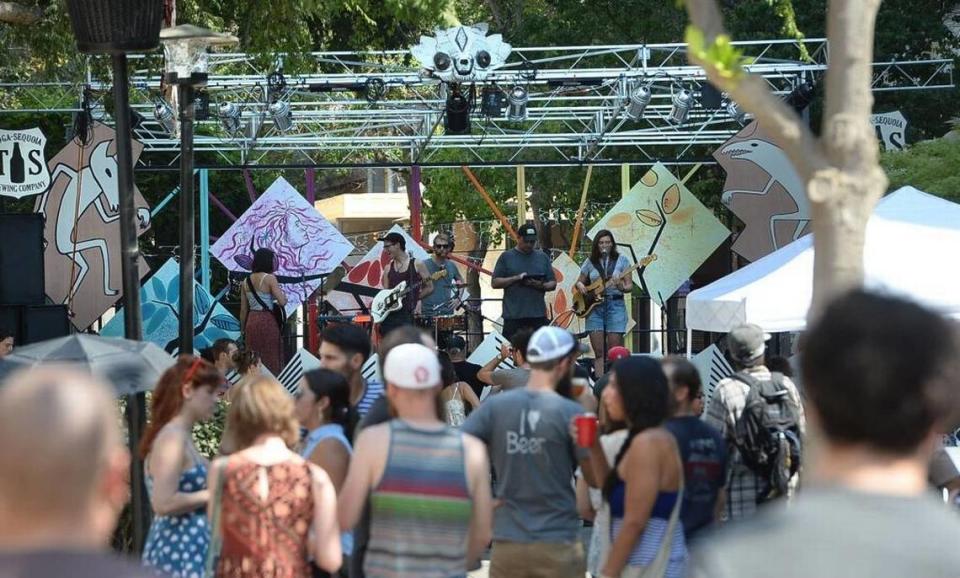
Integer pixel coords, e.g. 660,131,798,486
159,25,237,355
63,0,164,553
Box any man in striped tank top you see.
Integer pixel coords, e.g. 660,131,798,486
338,343,493,578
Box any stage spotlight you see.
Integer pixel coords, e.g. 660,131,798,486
194,92,210,120
725,98,746,124
787,79,816,112
218,101,242,134
269,100,293,133
153,100,177,134
365,78,386,103
625,84,652,120
129,109,145,131
480,85,506,117
507,85,528,121
669,88,693,125
444,89,471,135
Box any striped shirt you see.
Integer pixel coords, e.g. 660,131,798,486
356,379,384,418
366,420,472,578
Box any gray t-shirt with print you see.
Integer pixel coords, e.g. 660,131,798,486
691,486,960,578
491,367,530,390
493,248,556,319
462,387,588,543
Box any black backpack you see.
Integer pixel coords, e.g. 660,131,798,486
731,371,802,503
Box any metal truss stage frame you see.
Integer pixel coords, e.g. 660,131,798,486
0,38,954,166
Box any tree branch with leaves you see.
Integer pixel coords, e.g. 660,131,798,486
683,0,889,316
0,1,42,25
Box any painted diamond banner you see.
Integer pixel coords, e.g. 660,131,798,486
102,259,241,354
35,124,151,330
589,163,729,306
211,177,354,316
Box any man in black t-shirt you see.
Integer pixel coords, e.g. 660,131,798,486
662,357,727,542
445,334,485,398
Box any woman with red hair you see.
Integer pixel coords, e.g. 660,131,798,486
141,356,224,577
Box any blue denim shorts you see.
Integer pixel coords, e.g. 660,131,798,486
585,297,627,333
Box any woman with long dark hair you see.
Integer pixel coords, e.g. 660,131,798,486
239,248,288,374
575,229,633,378
581,356,687,578
437,350,481,427
294,368,356,576
141,356,224,577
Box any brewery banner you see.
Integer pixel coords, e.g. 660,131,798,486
0,128,50,199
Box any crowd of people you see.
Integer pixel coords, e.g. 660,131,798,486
4,286,960,578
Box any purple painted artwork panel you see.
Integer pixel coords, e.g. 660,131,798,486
210,177,354,316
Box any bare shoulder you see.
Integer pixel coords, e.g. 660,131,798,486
307,462,333,487
355,423,390,448
631,428,676,453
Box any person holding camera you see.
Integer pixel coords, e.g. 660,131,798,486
492,224,556,340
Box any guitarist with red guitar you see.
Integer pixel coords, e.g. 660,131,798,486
378,232,434,336
575,230,633,378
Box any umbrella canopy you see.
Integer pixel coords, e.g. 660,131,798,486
686,187,960,333
0,334,175,395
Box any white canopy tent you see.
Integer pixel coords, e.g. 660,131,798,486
685,187,960,341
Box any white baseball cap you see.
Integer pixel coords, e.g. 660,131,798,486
526,326,587,364
383,343,441,389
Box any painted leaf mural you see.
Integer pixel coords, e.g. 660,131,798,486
588,162,730,307
101,259,241,353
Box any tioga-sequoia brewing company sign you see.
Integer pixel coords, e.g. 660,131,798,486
0,128,50,199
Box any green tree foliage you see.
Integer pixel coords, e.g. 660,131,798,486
882,135,960,202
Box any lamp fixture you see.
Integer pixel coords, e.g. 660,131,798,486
218,101,242,134
507,85,528,121
669,88,693,125
625,84,652,120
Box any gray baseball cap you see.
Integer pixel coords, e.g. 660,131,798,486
727,323,771,364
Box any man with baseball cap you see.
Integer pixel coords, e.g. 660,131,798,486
703,323,805,522
492,223,556,340
338,343,492,578
463,326,594,578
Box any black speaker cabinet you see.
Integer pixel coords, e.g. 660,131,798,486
0,213,45,305
20,304,70,345
0,306,20,344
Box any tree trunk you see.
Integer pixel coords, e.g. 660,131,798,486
0,1,42,25
684,0,889,322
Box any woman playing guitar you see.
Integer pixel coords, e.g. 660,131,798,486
379,232,434,337
575,230,632,378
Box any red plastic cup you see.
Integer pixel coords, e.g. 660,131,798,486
574,413,598,448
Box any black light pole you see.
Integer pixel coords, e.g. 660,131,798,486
64,0,162,554
174,76,199,355
159,25,238,355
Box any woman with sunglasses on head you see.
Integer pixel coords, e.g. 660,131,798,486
141,356,225,577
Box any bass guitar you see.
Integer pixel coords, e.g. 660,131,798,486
371,269,448,324
572,254,657,318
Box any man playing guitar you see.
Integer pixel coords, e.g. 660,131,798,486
378,232,433,336
575,229,632,378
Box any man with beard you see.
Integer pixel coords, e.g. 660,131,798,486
462,326,594,578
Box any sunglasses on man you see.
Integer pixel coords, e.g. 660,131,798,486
434,244,450,249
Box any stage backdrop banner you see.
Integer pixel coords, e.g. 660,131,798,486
211,177,354,317
0,127,50,199
588,163,729,307
714,121,811,262
34,124,151,331
102,258,241,354
326,224,430,317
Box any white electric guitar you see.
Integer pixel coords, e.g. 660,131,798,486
371,269,447,324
